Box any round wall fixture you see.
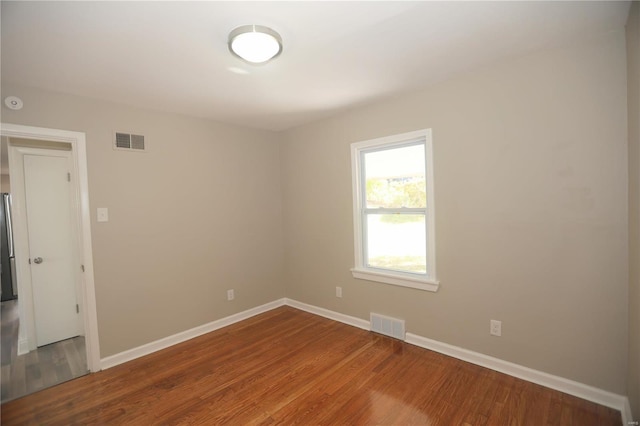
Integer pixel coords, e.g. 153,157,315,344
228,25,282,64
4,96,23,110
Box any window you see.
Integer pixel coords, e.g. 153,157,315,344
350,129,438,292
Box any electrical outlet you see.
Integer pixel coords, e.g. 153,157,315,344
97,207,109,222
490,320,502,337
227,289,235,301
336,286,342,298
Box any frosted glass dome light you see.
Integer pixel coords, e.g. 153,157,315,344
228,25,282,64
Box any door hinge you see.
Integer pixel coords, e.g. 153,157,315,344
28,258,31,264
81,264,85,272
67,172,71,182
76,304,79,314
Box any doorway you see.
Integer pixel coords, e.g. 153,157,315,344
0,124,100,402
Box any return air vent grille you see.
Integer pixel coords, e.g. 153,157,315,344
370,313,405,340
114,132,146,152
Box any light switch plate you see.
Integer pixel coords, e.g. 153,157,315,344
97,208,109,222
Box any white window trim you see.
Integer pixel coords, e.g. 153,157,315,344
350,129,439,292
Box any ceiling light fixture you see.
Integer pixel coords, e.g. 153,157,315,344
228,25,282,64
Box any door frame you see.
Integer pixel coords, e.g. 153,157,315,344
1,123,101,373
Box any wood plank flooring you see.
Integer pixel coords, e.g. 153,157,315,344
0,306,622,425
1,300,88,403
0,300,20,366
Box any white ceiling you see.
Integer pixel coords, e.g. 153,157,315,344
1,1,631,132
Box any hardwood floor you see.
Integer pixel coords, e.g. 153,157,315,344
1,306,621,425
1,300,88,403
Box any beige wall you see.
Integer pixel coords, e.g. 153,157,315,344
628,1,640,419
1,137,9,192
281,31,629,393
0,84,285,357
1,174,10,193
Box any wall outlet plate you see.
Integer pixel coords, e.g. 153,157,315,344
227,289,234,301
490,320,502,336
336,286,342,298
97,207,109,222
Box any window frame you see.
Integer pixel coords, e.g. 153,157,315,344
350,129,439,292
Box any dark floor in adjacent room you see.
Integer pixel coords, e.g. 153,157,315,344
1,300,87,403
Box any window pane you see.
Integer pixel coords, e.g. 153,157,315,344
364,144,426,209
366,213,426,274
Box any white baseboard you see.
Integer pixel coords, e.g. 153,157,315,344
284,298,370,330
17,338,29,356
98,297,632,424
100,298,286,370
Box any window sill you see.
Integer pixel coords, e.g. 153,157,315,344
351,268,440,292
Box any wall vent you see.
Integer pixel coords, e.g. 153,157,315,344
114,132,146,151
370,313,405,340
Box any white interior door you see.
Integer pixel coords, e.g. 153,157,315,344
23,153,80,347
